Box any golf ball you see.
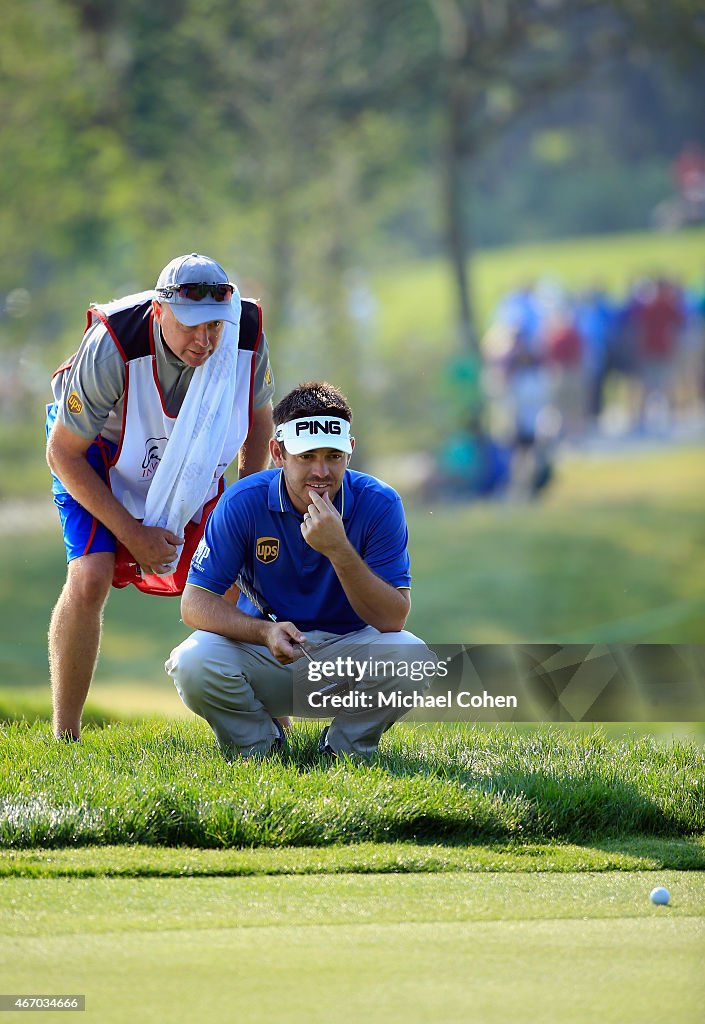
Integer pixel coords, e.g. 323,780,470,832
650,886,670,905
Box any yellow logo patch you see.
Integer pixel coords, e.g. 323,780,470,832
256,537,279,564
264,364,272,386
67,391,84,414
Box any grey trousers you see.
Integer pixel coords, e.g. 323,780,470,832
165,626,435,757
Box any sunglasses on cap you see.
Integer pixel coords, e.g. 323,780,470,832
156,283,235,302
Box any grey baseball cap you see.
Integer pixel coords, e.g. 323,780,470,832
155,253,240,326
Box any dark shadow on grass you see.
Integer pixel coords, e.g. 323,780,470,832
586,836,705,869
263,729,692,847
367,746,696,851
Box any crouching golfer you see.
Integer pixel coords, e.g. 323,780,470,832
166,381,434,757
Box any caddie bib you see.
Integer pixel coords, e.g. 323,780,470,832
80,294,262,594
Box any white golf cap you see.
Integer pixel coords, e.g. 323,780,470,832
275,416,353,454
155,253,241,326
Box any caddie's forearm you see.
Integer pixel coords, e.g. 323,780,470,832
46,444,141,548
327,544,410,633
181,584,273,645
238,402,274,478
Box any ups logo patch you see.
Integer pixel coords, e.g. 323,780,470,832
67,391,84,414
256,537,279,564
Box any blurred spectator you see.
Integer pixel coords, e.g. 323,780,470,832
505,331,555,498
442,352,484,422
673,142,705,211
574,286,616,423
440,268,703,504
672,283,705,419
432,415,511,500
482,270,703,445
495,281,541,353
630,277,685,428
542,308,584,438
653,142,705,231
506,331,551,443
610,282,641,378
600,279,647,431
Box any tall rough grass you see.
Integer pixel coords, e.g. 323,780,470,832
2,721,703,849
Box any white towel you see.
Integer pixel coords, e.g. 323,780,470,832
143,303,241,573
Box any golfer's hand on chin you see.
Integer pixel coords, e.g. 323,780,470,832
300,490,346,556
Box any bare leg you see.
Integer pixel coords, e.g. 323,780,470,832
48,552,115,739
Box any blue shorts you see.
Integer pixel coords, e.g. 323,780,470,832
46,403,119,563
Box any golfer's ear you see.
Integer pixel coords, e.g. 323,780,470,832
270,438,286,465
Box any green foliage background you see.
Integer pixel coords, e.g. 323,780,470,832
2,1,703,439
1,1,704,693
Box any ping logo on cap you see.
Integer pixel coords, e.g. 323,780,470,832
295,419,341,436
275,416,352,455
256,537,280,564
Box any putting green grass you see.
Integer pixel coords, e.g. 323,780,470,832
2,838,705,877
1,872,703,1024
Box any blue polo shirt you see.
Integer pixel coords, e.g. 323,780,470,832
187,468,411,634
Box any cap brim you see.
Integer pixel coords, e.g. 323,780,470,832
163,301,240,327
283,437,353,455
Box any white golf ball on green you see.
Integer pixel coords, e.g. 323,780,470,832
650,886,670,905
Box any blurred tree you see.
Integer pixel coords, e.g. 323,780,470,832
208,0,437,335
428,0,705,352
2,0,703,413
172,0,439,419
0,0,176,343
0,4,116,292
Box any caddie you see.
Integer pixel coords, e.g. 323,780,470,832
46,253,274,740
166,381,435,758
